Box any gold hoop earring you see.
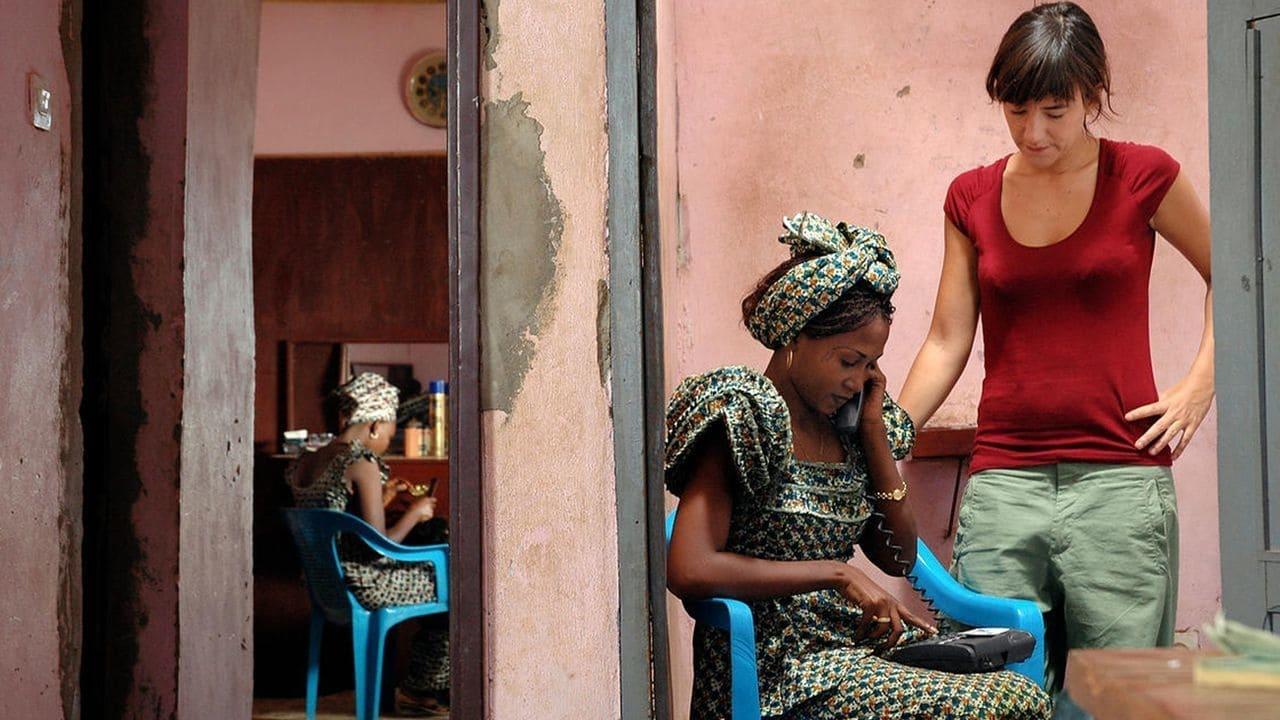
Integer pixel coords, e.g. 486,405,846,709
369,429,380,440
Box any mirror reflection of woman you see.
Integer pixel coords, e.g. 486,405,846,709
900,2,1212,693
667,214,1050,719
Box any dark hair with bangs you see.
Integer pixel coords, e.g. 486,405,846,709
986,2,1113,120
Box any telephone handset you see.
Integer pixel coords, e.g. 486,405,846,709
833,392,864,437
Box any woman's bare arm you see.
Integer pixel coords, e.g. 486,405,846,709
666,428,854,601
350,460,423,544
1127,170,1214,459
898,219,981,428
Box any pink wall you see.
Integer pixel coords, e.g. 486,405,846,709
255,1,445,155
662,1,1215,711
481,1,621,717
0,2,80,717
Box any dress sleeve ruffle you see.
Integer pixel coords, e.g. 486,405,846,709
664,366,792,498
880,392,916,461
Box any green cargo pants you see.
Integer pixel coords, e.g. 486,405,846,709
950,463,1179,692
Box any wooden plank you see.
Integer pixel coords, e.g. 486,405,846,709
912,426,976,459
607,0,659,716
447,0,485,716
1066,648,1280,720
638,0,673,715
1258,14,1280,554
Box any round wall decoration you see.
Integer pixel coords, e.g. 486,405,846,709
405,50,447,128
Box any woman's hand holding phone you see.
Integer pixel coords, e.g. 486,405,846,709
857,364,887,434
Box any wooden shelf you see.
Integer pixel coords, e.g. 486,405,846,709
270,453,447,463
913,426,976,459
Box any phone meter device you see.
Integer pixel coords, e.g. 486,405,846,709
887,628,1035,674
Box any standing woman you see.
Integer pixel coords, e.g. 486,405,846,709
899,2,1213,691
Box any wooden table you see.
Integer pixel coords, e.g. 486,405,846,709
1065,648,1280,720
268,453,450,518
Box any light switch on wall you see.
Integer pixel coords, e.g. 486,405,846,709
29,73,52,131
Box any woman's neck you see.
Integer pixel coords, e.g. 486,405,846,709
763,354,832,439
338,425,370,446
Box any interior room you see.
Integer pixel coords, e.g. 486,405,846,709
249,1,453,716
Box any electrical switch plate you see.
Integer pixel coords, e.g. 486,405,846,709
30,74,52,131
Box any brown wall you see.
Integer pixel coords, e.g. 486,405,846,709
252,155,449,448
0,2,83,718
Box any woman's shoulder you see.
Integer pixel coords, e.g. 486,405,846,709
1103,137,1175,160
944,157,1006,235
947,156,1005,197
665,365,791,498
1101,138,1181,211
666,365,788,444
290,441,383,490
669,365,780,404
1102,138,1179,178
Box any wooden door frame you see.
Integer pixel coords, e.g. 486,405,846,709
607,0,670,717
1209,0,1280,626
447,1,484,717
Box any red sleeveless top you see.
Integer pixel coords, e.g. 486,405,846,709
944,139,1180,473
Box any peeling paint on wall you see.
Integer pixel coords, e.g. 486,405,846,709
481,0,500,71
481,0,620,714
596,278,611,389
480,93,565,413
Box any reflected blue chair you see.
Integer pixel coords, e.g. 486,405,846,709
665,509,1045,719
282,508,449,720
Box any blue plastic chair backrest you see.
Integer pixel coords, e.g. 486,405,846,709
281,508,378,625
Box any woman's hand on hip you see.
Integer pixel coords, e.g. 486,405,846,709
1126,372,1215,460
835,564,937,651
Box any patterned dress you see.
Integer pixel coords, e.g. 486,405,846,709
288,440,450,694
666,367,1051,719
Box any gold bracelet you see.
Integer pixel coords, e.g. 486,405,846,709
867,479,907,502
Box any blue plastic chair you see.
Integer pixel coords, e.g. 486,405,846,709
282,508,450,720
665,509,1045,719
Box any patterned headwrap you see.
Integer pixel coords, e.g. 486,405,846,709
746,212,900,349
333,372,400,426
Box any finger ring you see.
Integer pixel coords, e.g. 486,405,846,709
871,616,892,623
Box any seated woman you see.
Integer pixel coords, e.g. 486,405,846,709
665,213,1050,719
287,372,450,717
